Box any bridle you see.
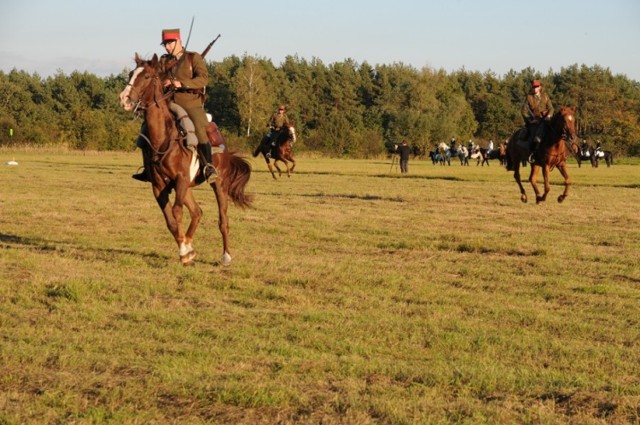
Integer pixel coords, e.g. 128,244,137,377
127,65,178,156
127,68,173,113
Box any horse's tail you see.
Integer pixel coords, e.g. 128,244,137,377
252,145,261,158
226,153,253,208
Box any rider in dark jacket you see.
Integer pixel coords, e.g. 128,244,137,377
267,105,291,145
521,80,554,163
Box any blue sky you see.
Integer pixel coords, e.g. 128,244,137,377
2,0,639,81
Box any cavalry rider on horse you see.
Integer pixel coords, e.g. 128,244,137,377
132,28,217,183
594,140,603,158
581,139,591,157
259,105,290,157
522,80,554,163
267,106,290,145
449,137,457,155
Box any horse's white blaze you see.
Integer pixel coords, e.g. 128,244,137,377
118,67,143,111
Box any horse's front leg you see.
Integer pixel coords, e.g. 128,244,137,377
528,165,544,204
153,185,182,259
265,157,277,180
281,159,291,177
289,157,296,173
556,164,571,203
273,160,284,177
171,180,194,264
540,165,552,203
180,188,202,265
211,181,232,266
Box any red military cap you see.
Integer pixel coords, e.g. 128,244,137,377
161,28,181,44
531,80,541,88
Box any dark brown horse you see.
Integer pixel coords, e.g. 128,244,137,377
594,149,614,167
569,142,597,168
119,54,252,266
252,126,297,179
505,106,578,204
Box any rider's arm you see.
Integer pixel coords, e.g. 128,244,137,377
181,53,208,90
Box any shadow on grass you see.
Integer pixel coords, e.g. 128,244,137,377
0,232,171,268
257,191,406,202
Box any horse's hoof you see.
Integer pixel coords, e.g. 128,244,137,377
221,252,232,267
557,195,565,203
181,250,196,265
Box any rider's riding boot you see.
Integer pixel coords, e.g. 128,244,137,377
132,171,149,182
132,147,150,182
198,143,217,183
528,138,541,164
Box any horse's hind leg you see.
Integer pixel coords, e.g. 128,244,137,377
211,181,232,266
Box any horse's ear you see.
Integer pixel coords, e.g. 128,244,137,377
151,54,159,68
134,52,142,66
571,105,577,113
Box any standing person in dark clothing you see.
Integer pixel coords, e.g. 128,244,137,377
395,140,411,173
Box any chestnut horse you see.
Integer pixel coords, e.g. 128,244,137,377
119,54,252,266
252,126,297,179
505,106,577,204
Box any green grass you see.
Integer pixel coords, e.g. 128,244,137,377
1,150,639,424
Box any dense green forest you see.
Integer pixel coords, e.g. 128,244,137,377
1,55,639,157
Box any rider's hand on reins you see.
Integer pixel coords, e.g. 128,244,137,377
163,79,181,89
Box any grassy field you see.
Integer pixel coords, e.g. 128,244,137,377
1,150,639,424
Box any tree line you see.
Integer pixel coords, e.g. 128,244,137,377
1,56,639,157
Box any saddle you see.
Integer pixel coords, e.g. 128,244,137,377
172,117,225,153
206,121,225,148
515,127,528,142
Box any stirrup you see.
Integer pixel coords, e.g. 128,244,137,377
528,153,535,164
204,164,218,182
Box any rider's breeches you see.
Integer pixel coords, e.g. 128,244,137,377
169,103,198,147
181,105,209,145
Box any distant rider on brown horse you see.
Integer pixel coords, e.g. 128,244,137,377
521,80,554,163
265,105,290,151
132,28,216,183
